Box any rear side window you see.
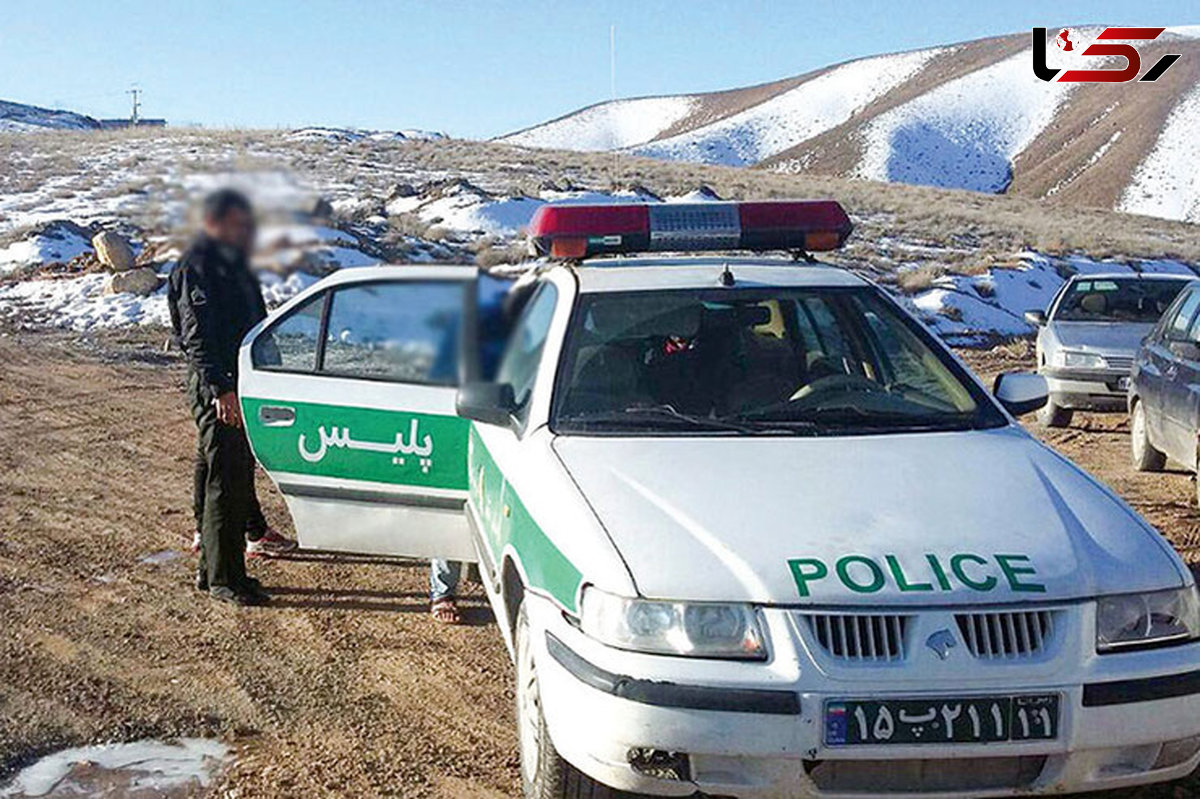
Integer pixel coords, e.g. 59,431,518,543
323,282,464,385
251,292,323,371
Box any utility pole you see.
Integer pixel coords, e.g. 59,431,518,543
609,25,618,185
126,87,142,125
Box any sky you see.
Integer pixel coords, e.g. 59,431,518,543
0,0,1195,139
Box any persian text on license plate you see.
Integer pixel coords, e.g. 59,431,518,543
824,694,1059,745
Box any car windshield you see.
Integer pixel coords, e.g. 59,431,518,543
1053,278,1186,323
551,286,1007,435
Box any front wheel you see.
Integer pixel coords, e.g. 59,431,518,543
1131,400,1166,472
516,603,644,799
1037,399,1073,428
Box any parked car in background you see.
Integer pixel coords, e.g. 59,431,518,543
1130,280,1200,504
1026,273,1192,428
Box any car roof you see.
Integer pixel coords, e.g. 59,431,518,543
568,256,870,293
1066,272,1196,282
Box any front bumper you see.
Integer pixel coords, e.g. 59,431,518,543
532,601,1200,798
1041,368,1131,410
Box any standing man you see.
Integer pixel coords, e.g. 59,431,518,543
168,189,270,606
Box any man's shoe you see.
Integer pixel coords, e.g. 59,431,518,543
239,577,269,602
246,528,297,558
209,585,267,606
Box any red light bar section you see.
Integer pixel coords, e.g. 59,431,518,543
527,200,851,259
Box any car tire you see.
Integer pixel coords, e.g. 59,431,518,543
515,602,647,799
1037,399,1073,429
1131,401,1166,472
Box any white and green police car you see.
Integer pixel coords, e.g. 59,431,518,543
239,201,1200,798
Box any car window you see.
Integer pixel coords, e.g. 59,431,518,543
1187,304,1200,344
322,281,464,384
495,282,558,424
1054,278,1186,323
251,292,324,371
1166,290,1200,342
552,287,1004,436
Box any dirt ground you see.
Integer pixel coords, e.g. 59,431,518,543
2,329,1199,798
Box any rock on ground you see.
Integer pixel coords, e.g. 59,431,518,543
104,267,160,296
91,231,136,272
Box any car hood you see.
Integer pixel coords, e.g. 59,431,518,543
1048,321,1154,354
552,426,1184,606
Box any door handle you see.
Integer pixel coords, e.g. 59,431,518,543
258,405,296,426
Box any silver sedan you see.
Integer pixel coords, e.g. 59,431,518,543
1025,273,1191,427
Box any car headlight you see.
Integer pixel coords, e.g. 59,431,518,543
1096,588,1200,653
579,587,767,659
1054,349,1106,369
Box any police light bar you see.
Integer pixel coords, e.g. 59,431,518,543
527,200,852,259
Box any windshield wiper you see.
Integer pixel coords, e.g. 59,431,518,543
624,405,789,434
560,405,810,435
803,405,978,430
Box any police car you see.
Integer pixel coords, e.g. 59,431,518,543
239,201,1200,798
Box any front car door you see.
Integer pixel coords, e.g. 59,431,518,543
1169,309,1200,471
1153,288,1200,464
239,266,480,560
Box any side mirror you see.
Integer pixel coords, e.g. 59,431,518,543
456,381,516,427
1024,309,1047,327
993,372,1048,416
1168,340,1200,363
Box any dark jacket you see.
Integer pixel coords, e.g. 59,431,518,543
168,234,266,396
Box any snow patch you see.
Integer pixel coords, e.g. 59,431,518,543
0,228,93,275
856,43,1089,192
500,96,698,152
905,252,1197,345
635,48,944,167
0,99,99,132
0,738,230,798
1119,82,1200,222
286,127,446,143
0,274,169,331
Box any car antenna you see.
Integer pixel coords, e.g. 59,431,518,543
719,263,735,287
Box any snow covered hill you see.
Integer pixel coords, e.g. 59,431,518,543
0,99,100,132
498,29,1200,223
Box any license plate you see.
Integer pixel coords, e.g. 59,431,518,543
824,695,1059,745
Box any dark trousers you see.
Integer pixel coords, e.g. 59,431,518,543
188,371,254,590
193,447,267,539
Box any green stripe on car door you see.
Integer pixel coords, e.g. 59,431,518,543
243,397,468,491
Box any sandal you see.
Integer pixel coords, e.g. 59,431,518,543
431,598,461,625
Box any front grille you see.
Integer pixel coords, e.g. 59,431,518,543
802,613,910,662
1105,355,1134,372
955,610,1055,659
805,755,1046,793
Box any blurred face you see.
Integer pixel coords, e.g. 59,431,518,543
203,206,255,254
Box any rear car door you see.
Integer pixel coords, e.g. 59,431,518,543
238,266,480,560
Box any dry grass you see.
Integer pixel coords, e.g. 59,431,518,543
894,265,947,294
